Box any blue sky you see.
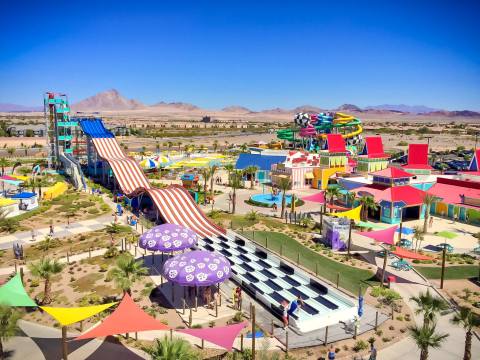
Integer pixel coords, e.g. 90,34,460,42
0,1,479,110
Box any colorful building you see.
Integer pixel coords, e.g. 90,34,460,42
402,144,432,175
235,153,287,184
353,167,426,224
356,136,390,174
428,177,480,224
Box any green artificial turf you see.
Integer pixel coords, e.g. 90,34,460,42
414,265,479,280
239,230,377,294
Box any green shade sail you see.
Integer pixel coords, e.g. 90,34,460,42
435,231,458,239
0,273,37,307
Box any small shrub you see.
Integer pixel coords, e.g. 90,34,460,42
209,321,215,328
232,311,243,323
375,330,383,337
382,337,391,342
389,325,395,331
352,340,368,352
99,264,108,272
30,279,40,288
191,324,202,329
396,315,404,321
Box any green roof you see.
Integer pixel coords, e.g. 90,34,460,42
0,274,37,307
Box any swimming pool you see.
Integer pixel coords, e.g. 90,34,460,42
250,192,292,207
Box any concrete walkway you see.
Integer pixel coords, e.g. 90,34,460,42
0,214,114,250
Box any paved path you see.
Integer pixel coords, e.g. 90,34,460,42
0,214,114,250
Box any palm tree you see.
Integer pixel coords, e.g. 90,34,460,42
410,290,448,327
451,306,480,360
11,162,21,175
155,142,160,154
108,253,148,295
409,322,448,360
413,226,424,252
244,165,259,189
143,336,200,360
105,222,122,242
200,167,211,205
6,148,15,158
0,304,21,358
167,141,173,151
346,191,356,208
212,140,219,152
0,158,9,176
208,165,218,201
28,258,65,304
325,187,341,206
224,163,235,187
422,194,438,233
230,170,243,214
359,195,378,221
277,177,292,218
240,143,248,153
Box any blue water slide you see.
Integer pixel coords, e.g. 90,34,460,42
76,118,114,138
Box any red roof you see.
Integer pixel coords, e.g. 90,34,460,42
364,137,389,158
402,164,433,170
428,177,480,206
405,144,432,169
326,134,346,153
75,293,170,340
355,184,425,205
371,167,414,179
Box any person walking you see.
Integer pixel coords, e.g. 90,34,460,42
31,228,36,242
49,224,54,236
327,345,336,359
429,216,433,228
368,342,377,360
235,287,242,310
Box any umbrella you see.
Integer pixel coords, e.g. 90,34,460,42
163,250,231,286
435,231,458,240
358,295,364,317
154,155,171,168
139,158,158,169
395,226,414,235
139,224,198,252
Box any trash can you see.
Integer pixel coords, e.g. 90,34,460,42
387,275,396,288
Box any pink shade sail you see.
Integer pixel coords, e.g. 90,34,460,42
177,321,248,350
75,293,169,340
302,192,325,204
357,225,398,245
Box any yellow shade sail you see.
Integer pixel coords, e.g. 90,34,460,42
331,205,362,222
40,302,117,326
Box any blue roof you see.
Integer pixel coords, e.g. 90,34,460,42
181,174,197,181
77,118,114,138
235,153,286,171
10,192,36,199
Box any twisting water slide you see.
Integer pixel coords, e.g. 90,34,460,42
277,112,363,146
78,118,225,239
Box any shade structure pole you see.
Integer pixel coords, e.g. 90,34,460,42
62,326,68,360
381,247,388,288
347,219,354,259
251,305,256,360
440,244,447,289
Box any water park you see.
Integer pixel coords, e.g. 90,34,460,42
0,93,479,360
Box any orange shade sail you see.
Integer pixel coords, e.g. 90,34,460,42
75,293,169,340
391,247,431,260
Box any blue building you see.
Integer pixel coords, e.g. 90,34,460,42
235,153,286,183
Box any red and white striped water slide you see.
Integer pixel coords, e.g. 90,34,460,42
90,137,225,239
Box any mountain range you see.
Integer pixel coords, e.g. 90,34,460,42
1,89,479,117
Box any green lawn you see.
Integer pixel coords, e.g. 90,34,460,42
239,230,377,294
414,265,479,280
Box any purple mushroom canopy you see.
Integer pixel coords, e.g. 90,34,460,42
163,250,231,286
139,223,197,252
